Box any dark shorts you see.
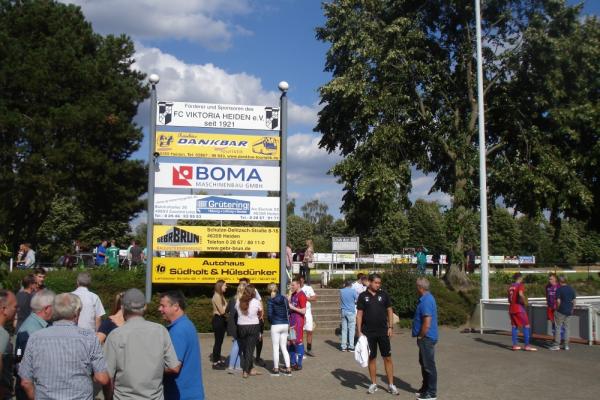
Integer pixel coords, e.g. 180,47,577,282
367,335,391,359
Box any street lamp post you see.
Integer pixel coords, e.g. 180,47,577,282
278,81,289,294
145,73,159,302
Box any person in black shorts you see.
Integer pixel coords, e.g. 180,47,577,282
357,273,399,395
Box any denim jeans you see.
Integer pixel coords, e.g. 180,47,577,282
417,337,437,396
340,311,356,350
228,339,241,369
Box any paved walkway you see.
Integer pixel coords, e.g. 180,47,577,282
201,328,600,399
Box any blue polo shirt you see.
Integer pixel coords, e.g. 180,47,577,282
95,245,106,265
164,315,204,400
412,292,438,341
340,286,358,314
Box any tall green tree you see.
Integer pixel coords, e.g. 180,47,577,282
490,3,600,237
315,0,599,283
488,207,520,255
287,215,314,250
0,0,149,258
407,200,447,253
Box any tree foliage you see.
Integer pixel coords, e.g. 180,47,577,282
0,0,149,258
407,200,447,253
315,0,600,268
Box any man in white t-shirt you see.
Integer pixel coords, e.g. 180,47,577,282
72,271,105,331
352,273,368,297
299,276,317,355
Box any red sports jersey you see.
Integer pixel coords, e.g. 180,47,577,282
508,282,525,314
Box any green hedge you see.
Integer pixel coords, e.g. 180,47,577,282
381,270,478,327
0,269,253,333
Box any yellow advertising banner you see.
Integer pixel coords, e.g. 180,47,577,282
155,131,280,160
152,257,280,284
153,225,279,252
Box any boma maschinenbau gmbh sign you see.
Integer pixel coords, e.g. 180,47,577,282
155,163,280,191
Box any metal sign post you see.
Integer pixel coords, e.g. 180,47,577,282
145,74,159,302
279,81,289,294
475,0,490,300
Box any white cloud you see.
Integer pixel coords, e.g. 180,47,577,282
286,133,341,185
409,173,451,206
61,0,252,50
133,43,318,127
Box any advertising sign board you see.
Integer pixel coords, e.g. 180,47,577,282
152,257,280,284
153,226,279,252
154,194,280,221
155,163,280,191
156,132,280,160
332,237,360,252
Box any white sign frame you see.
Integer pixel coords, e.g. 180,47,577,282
332,237,360,252
157,101,280,131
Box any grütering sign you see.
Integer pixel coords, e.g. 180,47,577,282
332,237,360,252
154,194,280,222
157,101,280,131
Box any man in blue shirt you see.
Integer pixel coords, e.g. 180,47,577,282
95,240,107,266
412,277,438,400
549,275,576,351
339,280,358,351
159,291,205,400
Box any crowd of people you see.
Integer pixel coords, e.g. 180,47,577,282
0,271,204,400
509,272,577,352
0,262,580,400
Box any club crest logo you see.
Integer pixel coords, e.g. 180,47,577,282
265,107,279,129
158,102,173,125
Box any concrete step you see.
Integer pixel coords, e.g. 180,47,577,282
313,288,339,295
312,294,339,302
311,311,342,318
312,320,341,329
311,302,340,311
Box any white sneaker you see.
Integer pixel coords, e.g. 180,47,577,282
389,384,400,395
368,384,378,394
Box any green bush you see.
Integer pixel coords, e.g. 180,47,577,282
0,269,251,333
382,270,478,327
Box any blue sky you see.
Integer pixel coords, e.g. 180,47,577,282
62,0,599,221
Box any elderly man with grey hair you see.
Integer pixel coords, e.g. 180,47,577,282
19,293,110,400
104,288,180,400
15,290,55,400
72,272,106,332
412,277,439,400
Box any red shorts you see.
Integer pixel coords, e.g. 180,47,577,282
510,312,529,327
547,308,555,322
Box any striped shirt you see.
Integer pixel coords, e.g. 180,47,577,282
19,321,108,400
